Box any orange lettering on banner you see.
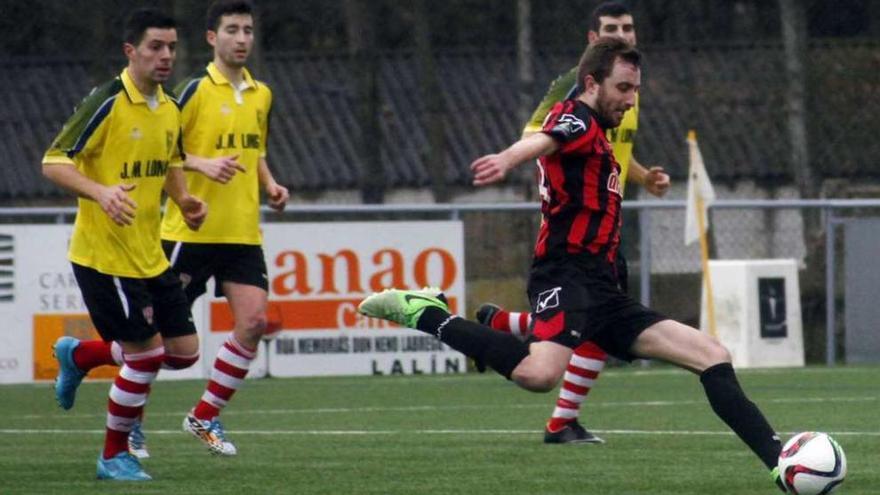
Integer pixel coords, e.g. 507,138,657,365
33,314,118,380
413,248,457,290
370,249,407,291
271,247,459,296
318,249,363,294
273,251,313,295
210,297,458,332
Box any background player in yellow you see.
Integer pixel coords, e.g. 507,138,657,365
159,0,289,456
476,1,671,444
43,8,207,481
524,1,669,196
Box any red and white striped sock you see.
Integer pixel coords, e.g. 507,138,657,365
104,346,164,459
71,340,115,371
192,335,256,421
487,309,532,340
546,341,607,432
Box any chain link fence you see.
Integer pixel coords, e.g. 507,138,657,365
3,198,880,364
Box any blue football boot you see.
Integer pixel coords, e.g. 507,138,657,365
53,336,85,410
96,452,152,481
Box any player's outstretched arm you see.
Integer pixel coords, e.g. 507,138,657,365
43,162,137,226
258,158,289,212
184,154,246,184
164,167,207,230
471,133,559,187
628,157,670,197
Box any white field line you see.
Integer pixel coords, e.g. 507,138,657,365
20,364,879,389
13,395,878,420
1,428,879,437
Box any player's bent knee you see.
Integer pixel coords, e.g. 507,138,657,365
712,343,732,365
701,338,732,367
162,334,199,356
242,313,268,336
511,363,562,392
163,352,199,369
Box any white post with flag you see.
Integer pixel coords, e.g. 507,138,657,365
685,130,718,336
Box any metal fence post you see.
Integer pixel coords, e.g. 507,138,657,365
825,206,836,366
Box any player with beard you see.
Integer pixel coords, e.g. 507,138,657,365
159,0,288,456
358,38,787,493
476,0,670,445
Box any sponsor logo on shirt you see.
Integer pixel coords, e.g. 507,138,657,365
607,168,621,196
120,160,169,179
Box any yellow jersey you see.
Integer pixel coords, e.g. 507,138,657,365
523,66,639,195
43,69,184,278
161,63,272,245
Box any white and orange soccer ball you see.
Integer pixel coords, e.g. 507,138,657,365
778,432,847,495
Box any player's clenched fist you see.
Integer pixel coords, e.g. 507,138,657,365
644,166,670,197
178,195,208,231
265,182,289,212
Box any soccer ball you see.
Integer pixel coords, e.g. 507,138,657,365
778,432,846,495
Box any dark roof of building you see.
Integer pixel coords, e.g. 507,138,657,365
2,41,878,201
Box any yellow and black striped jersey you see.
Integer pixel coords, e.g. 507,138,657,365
161,62,272,245
523,66,639,195
43,68,184,278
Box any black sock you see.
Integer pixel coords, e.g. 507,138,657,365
700,363,782,470
417,306,530,379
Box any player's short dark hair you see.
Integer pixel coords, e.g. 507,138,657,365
123,8,176,46
207,0,255,31
589,1,632,32
575,36,640,90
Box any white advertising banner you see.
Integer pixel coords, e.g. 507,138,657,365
0,225,92,384
201,221,466,377
0,221,465,384
0,225,206,384
0,226,72,384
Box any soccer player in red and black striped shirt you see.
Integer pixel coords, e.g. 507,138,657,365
531,96,624,263
359,37,786,492
478,2,672,446
469,38,657,365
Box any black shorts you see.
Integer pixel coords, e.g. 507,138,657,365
526,254,666,361
72,263,196,343
162,241,269,303
615,252,629,294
